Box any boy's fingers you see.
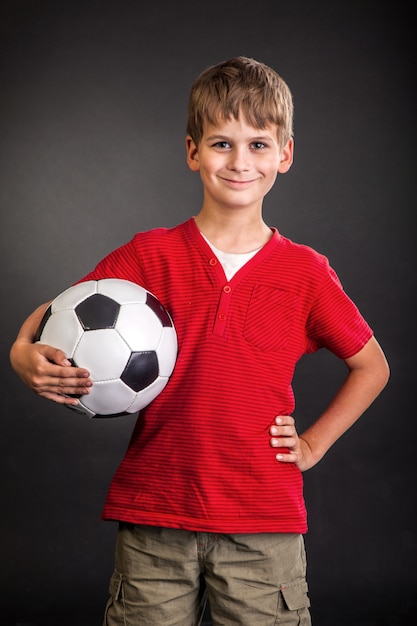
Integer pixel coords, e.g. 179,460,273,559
58,381,91,394
275,451,299,463
270,424,295,436
270,436,297,448
274,415,294,425
58,367,91,380
43,391,81,406
38,345,89,376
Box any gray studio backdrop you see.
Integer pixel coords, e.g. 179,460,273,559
1,1,415,625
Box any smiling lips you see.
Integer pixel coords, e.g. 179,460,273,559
220,176,258,186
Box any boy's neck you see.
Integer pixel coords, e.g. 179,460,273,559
194,210,273,254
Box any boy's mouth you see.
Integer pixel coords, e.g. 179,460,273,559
221,177,257,186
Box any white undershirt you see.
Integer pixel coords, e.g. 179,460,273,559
202,234,262,281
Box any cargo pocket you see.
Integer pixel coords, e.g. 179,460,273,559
278,577,311,625
103,569,125,625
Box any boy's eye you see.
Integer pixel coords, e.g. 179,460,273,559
213,141,230,149
251,141,266,150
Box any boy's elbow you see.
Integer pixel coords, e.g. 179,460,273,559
372,339,390,393
379,355,390,390
347,335,390,394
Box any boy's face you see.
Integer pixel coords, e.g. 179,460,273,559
186,116,293,214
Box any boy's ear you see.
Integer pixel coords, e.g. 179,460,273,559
278,138,294,174
186,136,200,172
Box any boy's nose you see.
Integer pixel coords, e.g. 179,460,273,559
227,148,250,172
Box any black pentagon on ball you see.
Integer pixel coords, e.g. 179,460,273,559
121,351,159,392
146,293,172,327
75,294,120,330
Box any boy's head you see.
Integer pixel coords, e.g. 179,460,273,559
186,56,294,149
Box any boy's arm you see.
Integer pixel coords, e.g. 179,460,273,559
270,336,390,471
9,303,92,406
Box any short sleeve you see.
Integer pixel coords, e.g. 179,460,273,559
306,263,373,358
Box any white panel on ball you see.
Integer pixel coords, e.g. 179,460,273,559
37,309,83,359
74,329,132,380
97,278,148,304
116,303,163,351
157,328,178,376
82,379,137,416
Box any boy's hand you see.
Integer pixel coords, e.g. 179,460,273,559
10,340,92,406
270,416,315,472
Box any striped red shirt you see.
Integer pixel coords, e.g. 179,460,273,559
80,218,372,533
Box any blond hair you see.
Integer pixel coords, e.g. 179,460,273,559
186,56,294,148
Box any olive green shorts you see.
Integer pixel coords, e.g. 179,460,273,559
103,523,311,626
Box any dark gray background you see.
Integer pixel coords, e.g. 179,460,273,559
1,1,415,624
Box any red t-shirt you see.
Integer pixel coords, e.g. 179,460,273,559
80,218,372,533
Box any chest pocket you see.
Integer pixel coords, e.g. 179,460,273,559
243,285,299,352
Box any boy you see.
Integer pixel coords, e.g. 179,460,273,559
10,57,389,625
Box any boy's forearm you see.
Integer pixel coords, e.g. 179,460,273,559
300,373,384,463
299,339,389,465
14,302,51,344
10,302,52,374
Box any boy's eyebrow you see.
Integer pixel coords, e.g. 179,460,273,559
204,133,275,142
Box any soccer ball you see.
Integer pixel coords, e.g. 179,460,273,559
35,278,178,418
